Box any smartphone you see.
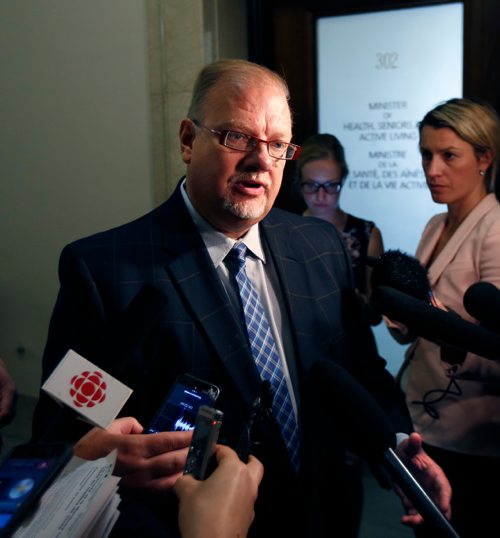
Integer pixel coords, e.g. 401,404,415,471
184,405,223,480
145,373,220,434
0,442,73,537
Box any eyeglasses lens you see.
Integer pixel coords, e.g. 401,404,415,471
301,182,341,194
223,131,298,160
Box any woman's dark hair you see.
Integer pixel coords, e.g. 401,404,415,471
294,133,349,188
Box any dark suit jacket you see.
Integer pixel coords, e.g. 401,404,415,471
32,181,411,537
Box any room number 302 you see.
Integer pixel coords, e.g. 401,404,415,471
375,52,398,69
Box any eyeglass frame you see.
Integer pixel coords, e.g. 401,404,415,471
190,118,301,161
301,180,343,194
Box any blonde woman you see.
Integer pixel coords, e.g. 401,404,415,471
392,97,500,538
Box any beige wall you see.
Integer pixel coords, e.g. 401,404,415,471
148,0,247,203
0,0,247,397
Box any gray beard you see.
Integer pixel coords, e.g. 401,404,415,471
223,194,267,220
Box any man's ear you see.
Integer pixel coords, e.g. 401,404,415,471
180,119,196,164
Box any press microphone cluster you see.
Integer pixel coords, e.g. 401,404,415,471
368,249,500,327
309,360,459,537
370,285,500,361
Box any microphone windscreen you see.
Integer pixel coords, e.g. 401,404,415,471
309,360,396,459
367,249,432,302
463,281,500,332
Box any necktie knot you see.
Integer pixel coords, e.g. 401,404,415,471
229,242,247,268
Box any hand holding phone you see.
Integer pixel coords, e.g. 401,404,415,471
0,443,73,537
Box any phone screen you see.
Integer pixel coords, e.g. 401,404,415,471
0,444,72,535
145,374,220,434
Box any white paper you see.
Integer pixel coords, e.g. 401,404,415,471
14,452,121,538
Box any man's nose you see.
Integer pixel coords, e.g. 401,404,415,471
245,141,275,170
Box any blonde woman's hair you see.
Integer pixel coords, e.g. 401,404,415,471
419,97,500,192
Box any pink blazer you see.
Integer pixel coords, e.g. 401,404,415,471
401,193,500,456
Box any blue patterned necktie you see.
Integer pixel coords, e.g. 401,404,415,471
228,242,300,471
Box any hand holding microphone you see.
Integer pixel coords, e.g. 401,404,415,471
309,360,458,536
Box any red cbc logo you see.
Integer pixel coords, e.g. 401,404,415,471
69,371,107,408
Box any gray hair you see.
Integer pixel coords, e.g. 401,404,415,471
187,59,291,122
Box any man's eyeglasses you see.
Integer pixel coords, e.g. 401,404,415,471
191,119,301,161
301,181,342,194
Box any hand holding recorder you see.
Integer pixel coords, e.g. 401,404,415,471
174,444,263,538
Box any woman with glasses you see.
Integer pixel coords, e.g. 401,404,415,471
295,133,384,306
295,133,385,536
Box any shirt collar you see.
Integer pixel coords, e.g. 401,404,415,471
180,178,266,267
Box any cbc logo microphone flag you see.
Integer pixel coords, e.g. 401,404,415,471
42,349,133,429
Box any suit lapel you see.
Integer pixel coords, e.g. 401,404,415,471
260,213,304,394
157,186,262,407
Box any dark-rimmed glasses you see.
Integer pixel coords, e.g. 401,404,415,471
191,119,301,161
301,181,342,194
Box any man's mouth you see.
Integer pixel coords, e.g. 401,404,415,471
232,177,267,195
238,177,265,188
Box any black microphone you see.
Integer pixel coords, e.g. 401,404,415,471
463,281,500,333
366,249,433,303
236,381,273,463
371,286,500,361
309,360,459,538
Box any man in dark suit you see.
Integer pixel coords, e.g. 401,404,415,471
32,59,451,537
